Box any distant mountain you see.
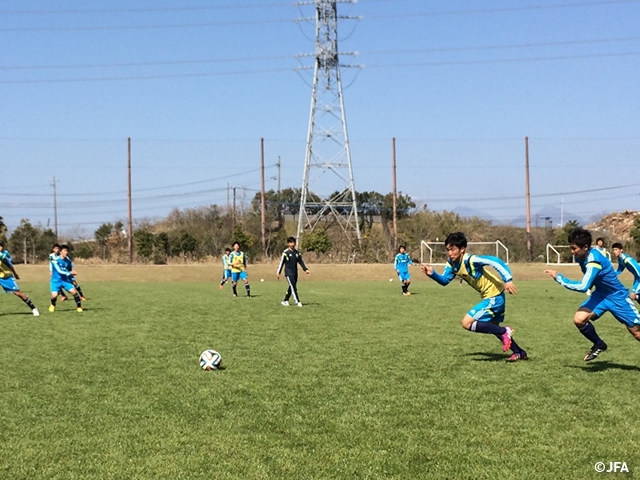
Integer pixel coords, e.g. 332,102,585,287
510,205,587,228
451,206,497,223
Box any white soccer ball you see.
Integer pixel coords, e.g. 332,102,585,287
389,278,393,282
199,349,222,370
261,278,264,282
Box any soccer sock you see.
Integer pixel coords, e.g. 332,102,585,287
470,321,506,336
60,290,67,299
577,322,604,345
51,297,57,307
494,333,523,353
232,284,237,296
402,284,407,294
245,283,251,296
76,285,84,297
22,296,36,310
73,294,82,308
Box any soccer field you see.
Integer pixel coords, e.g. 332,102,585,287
1,278,638,479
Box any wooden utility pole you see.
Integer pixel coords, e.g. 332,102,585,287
52,176,58,238
392,137,398,252
277,156,281,193
525,136,532,262
127,137,133,263
260,138,266,257
232,187,237,233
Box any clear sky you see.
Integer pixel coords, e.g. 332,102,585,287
2,0,639,236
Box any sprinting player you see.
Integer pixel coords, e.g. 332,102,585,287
277,237,310,307
62,251,86,301
49,244,68,302
394,245,413,296
0,242,40,316
611,242,640,305
228,242,251,298
219,248,232,290
545,228,640,362
594,237,611,260
49,244,83,312
421,232,527,362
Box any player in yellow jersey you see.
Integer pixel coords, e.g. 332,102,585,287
421,232,527,361
228,242,251,297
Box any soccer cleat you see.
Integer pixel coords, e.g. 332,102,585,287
32,308,40,317
49,305,55,312
77,307,83,313
281,301,289,306
584,342,607,362
59,296,67,302
506,351,528,362
500,327,514,352
296,302,303,307
81,296,87,301
219,284,224,290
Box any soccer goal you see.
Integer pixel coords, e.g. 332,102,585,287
546,244,577,265
420,240,509,265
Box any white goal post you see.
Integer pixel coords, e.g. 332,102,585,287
546,244,578,265
420,240,509,265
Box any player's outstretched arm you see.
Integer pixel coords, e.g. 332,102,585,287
422,263,455,286
547,265,599,293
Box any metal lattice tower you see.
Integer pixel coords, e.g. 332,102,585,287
295,0,362,245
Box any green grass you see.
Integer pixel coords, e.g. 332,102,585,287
1,279,639,479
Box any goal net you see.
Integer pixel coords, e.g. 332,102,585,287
420,240,509,265
546,244,577,265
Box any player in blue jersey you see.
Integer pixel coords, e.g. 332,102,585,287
611,242,640,305
394,245,413,296
594,237,611,261
49,245,83,312
219,248,232,290
545,229,640,361
49,244,68,302
229,242,251,298
0,242,40,316
422,232,528,361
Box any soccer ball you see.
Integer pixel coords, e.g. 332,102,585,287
389,278,393,282
261,278,264,282
199,349,222,370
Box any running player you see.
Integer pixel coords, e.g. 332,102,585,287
0,242,40,316
228,242,251,298
49,244,68,302
611,242,640,305
49,244,83,312
61,248,85,300
594,237,611,260
421,232,528,361
219,248,232,290
394,245,413,296
545,229,640,361
277,237,310,307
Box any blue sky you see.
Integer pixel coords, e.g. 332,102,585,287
1,0,639,236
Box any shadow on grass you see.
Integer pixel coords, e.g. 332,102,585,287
569,361,640,372
0,311,35,317
461,352,509,362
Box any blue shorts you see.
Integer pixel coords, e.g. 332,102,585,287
467,293,506,323
580,292,640,328
51,279,76,294
231,271,248,282
398,271,410,282
0,276,19,293
223,269,231,279
632,280,640,295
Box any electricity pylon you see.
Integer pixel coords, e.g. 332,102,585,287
295,0,362,246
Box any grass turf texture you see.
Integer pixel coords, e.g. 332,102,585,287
1,279,639,479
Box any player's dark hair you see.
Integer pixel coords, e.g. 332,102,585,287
612,242,623,250
596,237,605,244
60,244,70,251
567,228,592,248
53,243,61,249
232,242,240,247
287,237,296,243
398,245,406,251
224,248,231,252
444,232,467,249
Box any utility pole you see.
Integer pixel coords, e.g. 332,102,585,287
277,156,281,194
525,136,532,262
260,138,266,257
232,187,237,233
127,137,133,263
295,0,362,247
51,176,58,238
392,137,398,253
227,183,230,212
